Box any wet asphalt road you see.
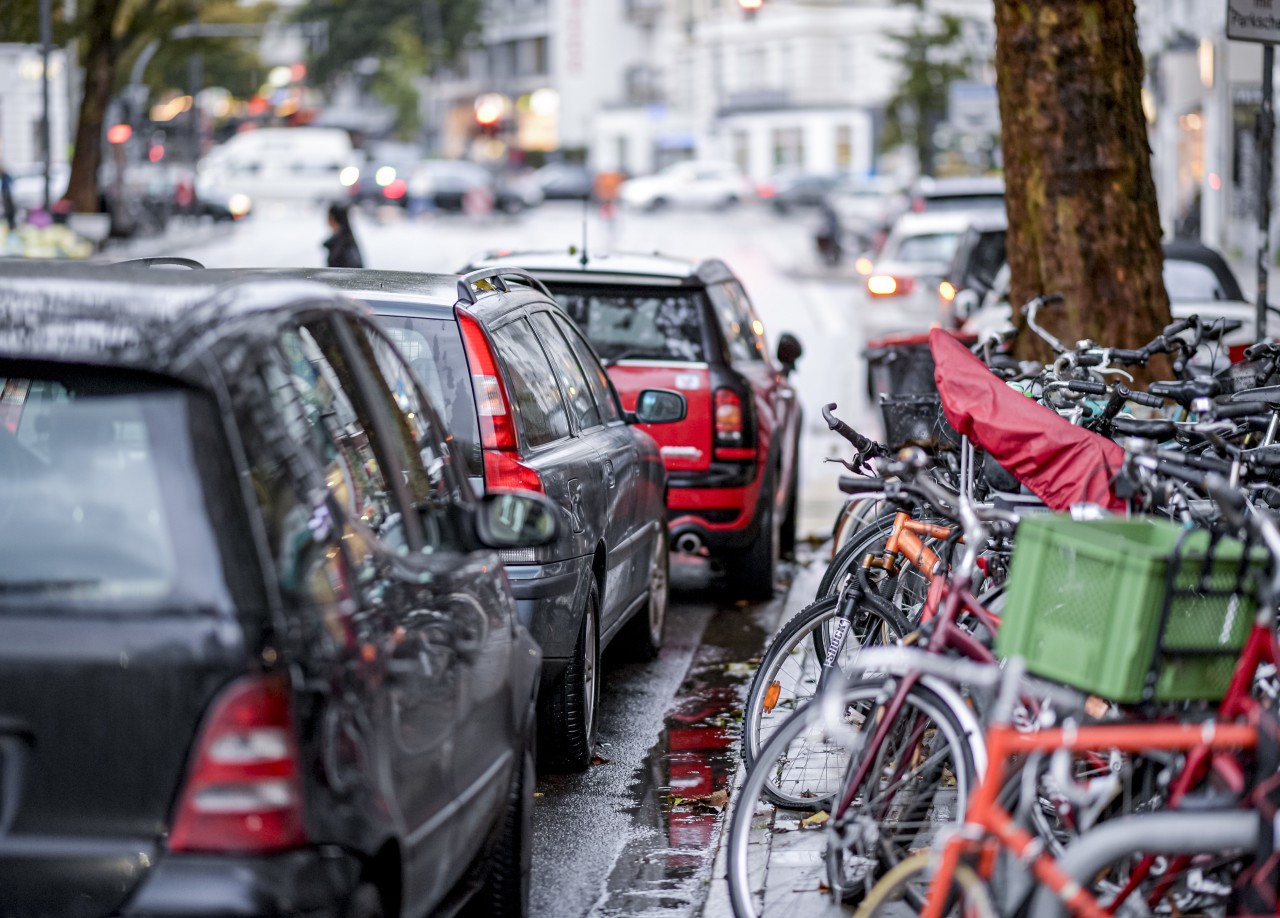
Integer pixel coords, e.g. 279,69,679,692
529,556,797,918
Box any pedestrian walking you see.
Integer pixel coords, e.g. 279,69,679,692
323,203,363,268
0,161,16,232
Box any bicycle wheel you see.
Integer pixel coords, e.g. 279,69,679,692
824,679,979,905
851,851,996,918
741,593,910,807
726,679,980,918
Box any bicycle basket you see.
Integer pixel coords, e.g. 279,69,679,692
997,515,1263,703
879,393,961,452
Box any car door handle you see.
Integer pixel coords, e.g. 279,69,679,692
603,459,616,488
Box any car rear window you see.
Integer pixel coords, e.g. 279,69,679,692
1164,259,1235,303
371,310,483,477
548,286,708,363
922,194,1005,212
893,233,961,264
0,369,248,609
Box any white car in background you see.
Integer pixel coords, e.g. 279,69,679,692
195,127,362,206
619,160,753,210
862,211,983,327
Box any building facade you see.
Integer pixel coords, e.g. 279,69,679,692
0,44,70,169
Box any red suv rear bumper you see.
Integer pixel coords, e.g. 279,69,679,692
666,461,764,551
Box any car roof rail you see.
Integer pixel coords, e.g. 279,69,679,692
113,256,206,270
456,266,552,305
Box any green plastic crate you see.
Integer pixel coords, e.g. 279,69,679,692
997,515,1260,703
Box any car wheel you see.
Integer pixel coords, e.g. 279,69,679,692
538,581,600,772
648,196,669,212
723,481,778,601
465,740,533,917
720,194,740,209
619,526,668,661
344,883,385,918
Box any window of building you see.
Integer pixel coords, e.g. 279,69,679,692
836,124,853,170
772,126,803,169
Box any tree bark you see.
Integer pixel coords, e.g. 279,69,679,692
65,0,120,213
994,0,1170,365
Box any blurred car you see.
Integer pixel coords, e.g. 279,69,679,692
813,176,904,265
908,175,1005,213
962,240,1266,359
0,262,553,918
354,140,422,208
532,162,595,200
940,210,1008,325
407,160,544,214
863,211,976,325
757,171,838,213
195,127,361,205
196,265,680,771
618,161,753,211
462,250,804,601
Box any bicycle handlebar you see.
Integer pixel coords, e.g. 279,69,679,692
822,402,885,457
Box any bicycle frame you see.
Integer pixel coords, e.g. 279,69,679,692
922,718,1259,918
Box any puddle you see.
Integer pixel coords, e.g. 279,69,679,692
595,592,776,917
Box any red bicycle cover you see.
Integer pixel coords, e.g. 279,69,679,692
929,328,1127,512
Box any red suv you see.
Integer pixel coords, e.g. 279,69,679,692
464,252,804,598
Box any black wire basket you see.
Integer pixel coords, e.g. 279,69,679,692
879,393,961,452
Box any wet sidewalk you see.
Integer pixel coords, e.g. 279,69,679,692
698,553,853,918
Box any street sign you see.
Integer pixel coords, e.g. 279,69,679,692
1227,0,1280,45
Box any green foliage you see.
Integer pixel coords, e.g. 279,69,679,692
142,2,273,100
370,24,427,139
880,0,977,175
296,0,483,85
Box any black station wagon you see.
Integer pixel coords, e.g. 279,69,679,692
191,266,686,772
0,264,556,918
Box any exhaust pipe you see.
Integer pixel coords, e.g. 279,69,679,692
674,532,704,555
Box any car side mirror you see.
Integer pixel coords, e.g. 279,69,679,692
776,332,803,375
628,388,687,424
474,491,559,549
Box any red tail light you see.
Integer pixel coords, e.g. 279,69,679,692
456,307,544,494
483,450,544,493
169,674,305,854
714,388,743,444
1229,344,1250,364
757,183,776,199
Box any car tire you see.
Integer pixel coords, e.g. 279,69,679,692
724,486,778,601
344,882,385,918
720,194,740,209
466,740,533,917
538,581,600,772
619,526,668,662
648,196,669,212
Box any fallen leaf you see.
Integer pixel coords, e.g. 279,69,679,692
684,789,729,811
669,796,685,808
590,753,611,767
800,810,830,827
533,792,544,798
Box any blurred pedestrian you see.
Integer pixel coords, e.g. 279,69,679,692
323,203,363,268
0,162,15,232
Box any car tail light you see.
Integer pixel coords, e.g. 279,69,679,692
1229,344,1251,364
757,183,776,199
169,674,305,854
868,275,914,297
384,178,407,200
714,388,744,445
456,307,544,494
483,450,544,494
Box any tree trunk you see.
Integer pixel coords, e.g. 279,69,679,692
994,0,1170,366
65,0,120,213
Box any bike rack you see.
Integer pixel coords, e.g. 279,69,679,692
455,266,552,305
